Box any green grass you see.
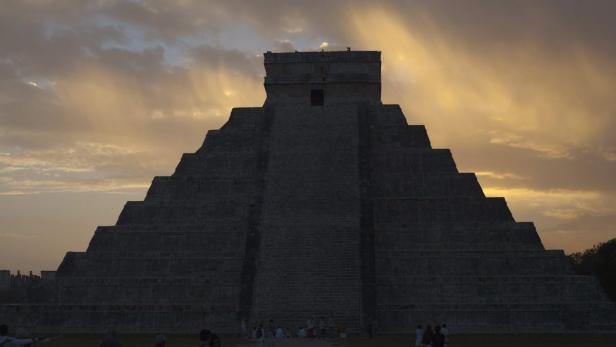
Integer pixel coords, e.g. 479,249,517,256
38,334,243,347
35,334,615,347
334,334,616,347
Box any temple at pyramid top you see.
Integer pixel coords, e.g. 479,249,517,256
264,50,381,105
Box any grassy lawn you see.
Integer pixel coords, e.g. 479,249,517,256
333,334,616,347
35,333,615,347
38,334,243,347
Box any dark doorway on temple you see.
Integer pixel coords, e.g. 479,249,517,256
311,89,324,106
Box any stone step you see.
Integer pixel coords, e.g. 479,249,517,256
373,197,513,224
372,104,408,126
376,250,573,276
377,275,607,303
87,228,246,253
173,151,260,176
376,249,565,256
370,124,431,149
371,148,458,174
0,304,239,333
57,252,243,277
116,200,251,224
144,176,259,202
58,276,238,285
119,199,254,213
375,222,543,250
57,282,241,304
378,274,602,281
381,302,616,310
95,222,247,233
195,129,260,153
372,172,485,198
78,250,247,258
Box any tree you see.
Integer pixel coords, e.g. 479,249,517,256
569,238,616,302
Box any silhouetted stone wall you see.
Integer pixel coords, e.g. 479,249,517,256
2,51,615,333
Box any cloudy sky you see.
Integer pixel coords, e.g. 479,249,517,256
1,0,615,272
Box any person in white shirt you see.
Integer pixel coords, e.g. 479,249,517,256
255,324,265,347
441,323,449,346
415,325,423,347
0,324,37,346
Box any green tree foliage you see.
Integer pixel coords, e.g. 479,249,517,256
569,238,616,302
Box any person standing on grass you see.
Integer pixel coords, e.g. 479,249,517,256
441,323,449,346
431,326,445,347
421,325,433,347
197,329,221,347
415,325,423,347
275,326,284,339
255,324,265,347
306,317,315,338
153,334,166,347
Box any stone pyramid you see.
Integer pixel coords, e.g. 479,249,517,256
3,51,615,333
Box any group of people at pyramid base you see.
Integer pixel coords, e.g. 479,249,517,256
415,323,449,347
243,316,347,345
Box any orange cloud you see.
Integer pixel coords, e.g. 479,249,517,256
2,1,616,271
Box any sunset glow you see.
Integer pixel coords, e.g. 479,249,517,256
1,1,615,272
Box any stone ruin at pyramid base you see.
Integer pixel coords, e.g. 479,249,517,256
2,50,615,334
